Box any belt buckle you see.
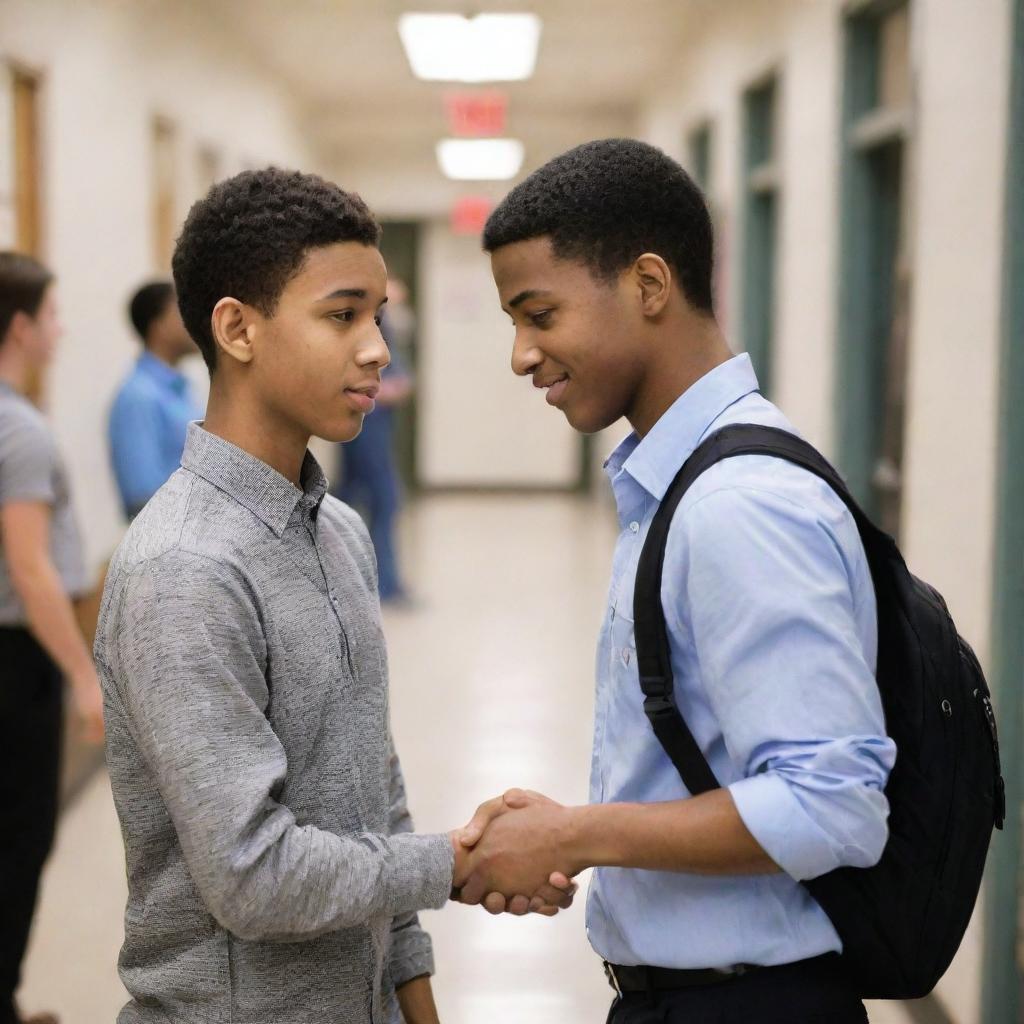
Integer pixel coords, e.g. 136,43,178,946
603,961,623,998
713,963,751,981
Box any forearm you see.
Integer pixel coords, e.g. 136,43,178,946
397,975,440,1024
14,560,93,681
567,790,780,876
180,813,454,942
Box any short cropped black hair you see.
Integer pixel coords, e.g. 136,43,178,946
483,138,715,314
172,168,381,372
0,251,53,343
128,281,175,344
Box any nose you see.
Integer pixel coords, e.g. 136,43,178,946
361,322,391,371
511,330,542,377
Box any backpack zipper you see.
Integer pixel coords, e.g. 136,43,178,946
959,636,1007,830
973,686,1006,829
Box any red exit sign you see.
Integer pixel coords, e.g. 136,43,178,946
451,195,493,235
445,91,508,137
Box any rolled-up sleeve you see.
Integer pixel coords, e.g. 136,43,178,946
385,740,438,989
678,483,896,882
103,549,454,942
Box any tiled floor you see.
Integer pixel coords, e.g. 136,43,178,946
19,494,915,1023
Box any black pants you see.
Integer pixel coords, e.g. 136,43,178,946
0,627,63,1021
607,955,869,1024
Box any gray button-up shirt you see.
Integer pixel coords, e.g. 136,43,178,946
95,423,453,1024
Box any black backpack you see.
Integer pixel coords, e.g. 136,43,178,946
633,423,1005,1000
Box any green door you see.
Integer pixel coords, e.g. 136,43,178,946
835,1,911,537
741,76,779,397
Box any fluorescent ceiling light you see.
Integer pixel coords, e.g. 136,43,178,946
437,139,524,180
399,13,541,82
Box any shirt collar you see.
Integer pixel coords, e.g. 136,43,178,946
605,354,760,502
180,422,328,537
138,351,189,395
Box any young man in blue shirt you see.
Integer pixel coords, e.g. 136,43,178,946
455,139,895,1023
108,281,203,518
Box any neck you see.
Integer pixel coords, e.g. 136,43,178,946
627,314,733,438
0,347,29,394
145,342,180,368
202,377,309,486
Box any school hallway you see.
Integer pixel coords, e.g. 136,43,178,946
17,494,919,1024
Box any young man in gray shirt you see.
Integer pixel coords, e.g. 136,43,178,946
94,169,570,1024
0,252,105,1024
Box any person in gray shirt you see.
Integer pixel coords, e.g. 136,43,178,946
0,252,105,1024
94,170,572,1024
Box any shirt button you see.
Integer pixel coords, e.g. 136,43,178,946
629,521,640,534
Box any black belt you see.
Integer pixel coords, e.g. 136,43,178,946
604,960,758,994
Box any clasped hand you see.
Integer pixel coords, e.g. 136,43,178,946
449,789,578,917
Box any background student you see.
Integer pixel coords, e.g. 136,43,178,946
0,252,104,1024
108,280,202,520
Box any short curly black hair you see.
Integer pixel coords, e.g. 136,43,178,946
172,168,381,372
483,138,714,314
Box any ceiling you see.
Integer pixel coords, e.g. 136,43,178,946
193,0,705,214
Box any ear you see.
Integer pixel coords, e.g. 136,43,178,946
5,309,34,348
211,297,256,367
633,253,673,318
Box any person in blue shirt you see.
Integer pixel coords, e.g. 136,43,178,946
452,139,895,1023
332,307,413,603
108,282,203,518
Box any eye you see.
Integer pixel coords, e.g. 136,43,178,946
374,314,383,327
330,310,356,323
530,309,553,327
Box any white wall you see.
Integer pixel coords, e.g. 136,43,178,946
901,0,1011,658
638,0,843,456
416,220,581,488
0,0,317,577
636,0,1012,661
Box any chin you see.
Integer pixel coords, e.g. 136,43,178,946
318,416,364,444
565,402,618,435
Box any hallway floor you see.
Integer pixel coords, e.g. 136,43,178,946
19,495,914,1023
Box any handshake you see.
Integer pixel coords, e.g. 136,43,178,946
447,788,581,916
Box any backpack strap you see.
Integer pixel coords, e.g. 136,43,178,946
633,423,875,796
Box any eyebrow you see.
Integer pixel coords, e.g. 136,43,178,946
318,288,388,304
506,289,553,310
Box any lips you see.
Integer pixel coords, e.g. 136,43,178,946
533,373,570,408
344,382,380,414
547,378,571,407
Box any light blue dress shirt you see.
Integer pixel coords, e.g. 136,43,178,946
109,352,204,518
586,354,896,970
